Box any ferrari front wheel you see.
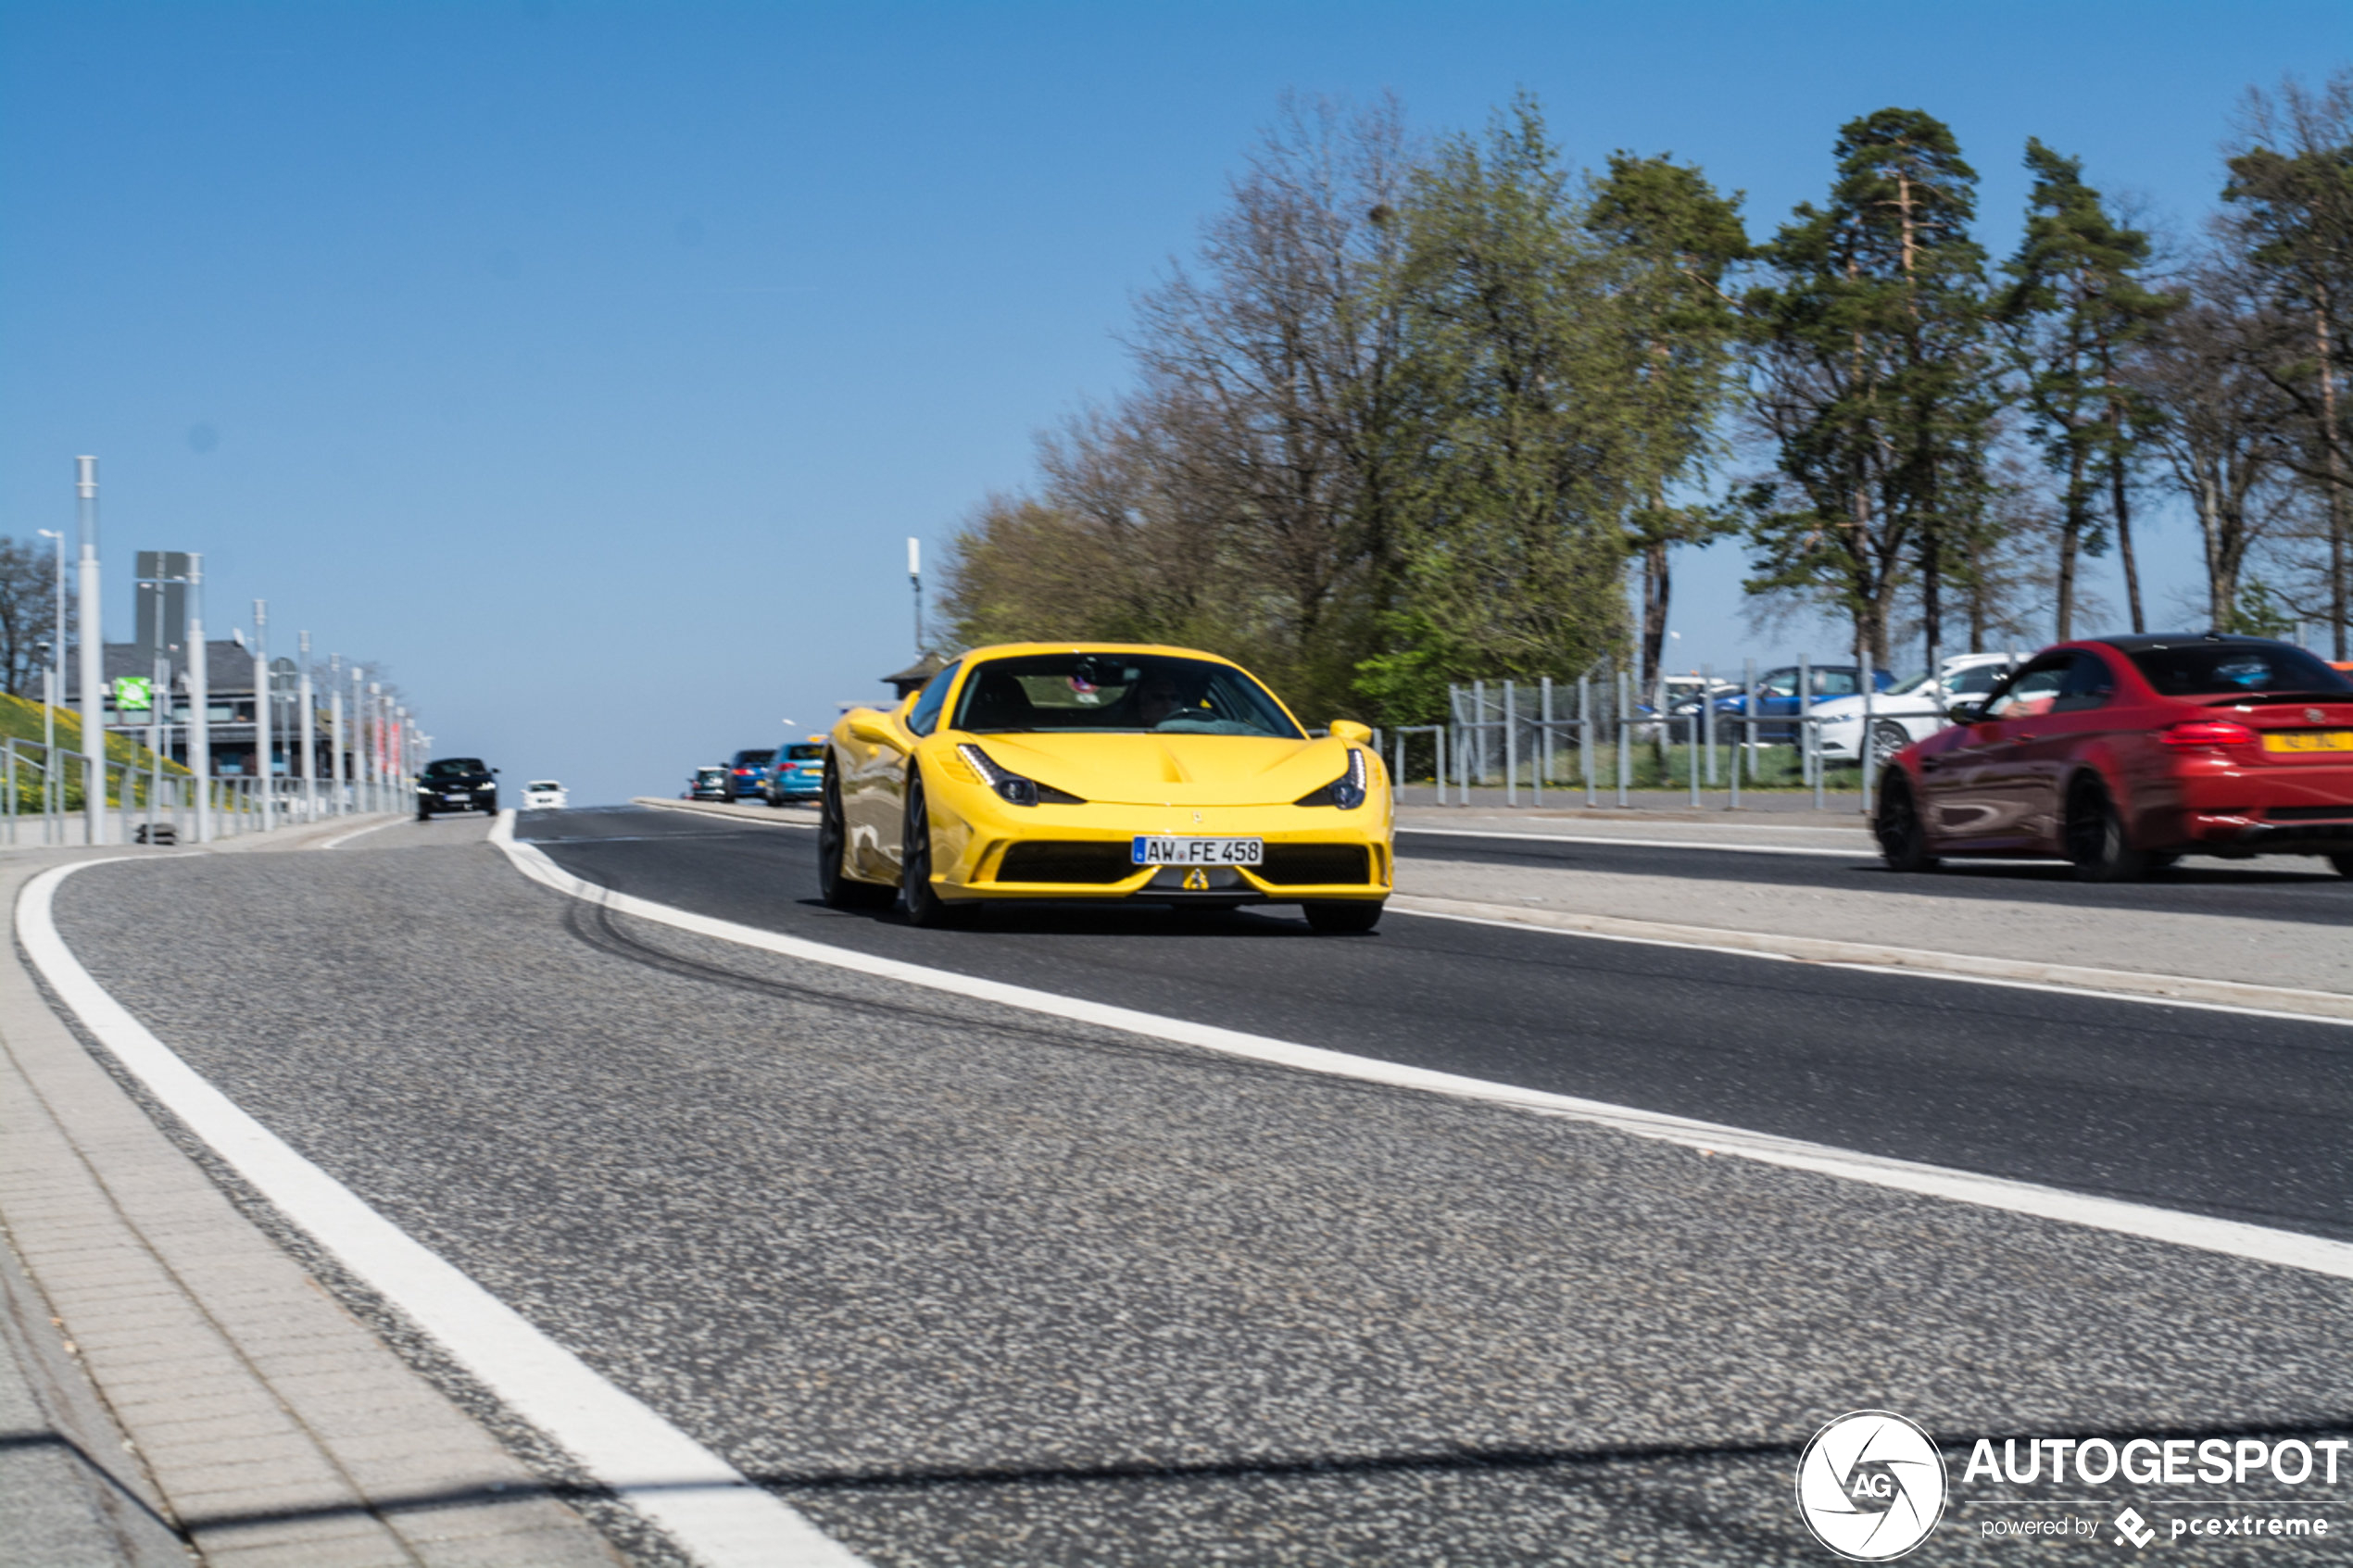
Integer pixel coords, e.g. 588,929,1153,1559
900,772,971,928
819,769,891,910
1303,900,1383,935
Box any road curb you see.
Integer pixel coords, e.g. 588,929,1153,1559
1388,894,2353,1022
629,796,818,825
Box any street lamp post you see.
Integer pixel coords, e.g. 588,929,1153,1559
367,680,382,811
252,600,271,830
329,655,345,816
36,529,61,834
186,558,210,843
909,536,923,656
297,631,315,822
75,458,104,846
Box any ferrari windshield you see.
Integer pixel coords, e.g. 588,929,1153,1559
951,653,1303,738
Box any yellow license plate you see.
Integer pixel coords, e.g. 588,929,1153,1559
2262,730,2353,753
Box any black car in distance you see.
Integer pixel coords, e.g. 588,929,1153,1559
418,758,498,819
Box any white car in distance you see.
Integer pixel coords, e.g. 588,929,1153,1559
521,780,568,810
1814,652,2022,770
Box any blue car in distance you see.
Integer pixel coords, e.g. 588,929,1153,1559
1712,664,1895,741
761,739,826,807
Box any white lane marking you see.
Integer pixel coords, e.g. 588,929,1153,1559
1399,826,1874,859
19,858,867,1568
492,828,2353,1285
316,816,405,851
1390,904,2353,1030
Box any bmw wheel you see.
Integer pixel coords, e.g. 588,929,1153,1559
2064,774,2152,883
818,768,891,909
1874,771,1939,872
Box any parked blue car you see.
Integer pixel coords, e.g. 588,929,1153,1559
1710,664,1896,741
761,740,826,806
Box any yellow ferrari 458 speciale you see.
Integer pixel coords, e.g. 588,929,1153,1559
821,643,1393,931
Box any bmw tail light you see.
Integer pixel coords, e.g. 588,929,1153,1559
2160,719,2259,748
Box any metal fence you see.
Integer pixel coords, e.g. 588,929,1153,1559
1388,655,1893,814
0,736,409,847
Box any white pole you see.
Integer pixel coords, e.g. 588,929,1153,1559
187,558,210,844
296,631,315,822
908,536,924,656
329,654,346,815
74,458,104,845
367,682,383,809
253,600,271,830
37,530,61,838
352,667,367,810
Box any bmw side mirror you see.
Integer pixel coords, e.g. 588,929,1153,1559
1945,701,1984,724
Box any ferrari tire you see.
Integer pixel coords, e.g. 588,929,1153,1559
1873,771,1938,872
818,769,892,910
2064,774,2152,883
1302,899,1383,935
900,772,972,928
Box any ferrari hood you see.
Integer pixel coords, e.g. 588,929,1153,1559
955,732,1354,806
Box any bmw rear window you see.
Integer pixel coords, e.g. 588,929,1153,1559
2126,644,2353,696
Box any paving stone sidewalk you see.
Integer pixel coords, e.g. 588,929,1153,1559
0,823,625,1567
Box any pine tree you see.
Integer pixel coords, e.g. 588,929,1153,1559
1587,153,1749,696
1744,108,1992,668
2001,139,2177,637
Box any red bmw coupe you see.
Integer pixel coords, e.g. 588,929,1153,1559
1875,633,2353,881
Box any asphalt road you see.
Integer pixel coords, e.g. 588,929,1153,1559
45,812,2353,1565
1397,826,2353,927
524,808,2353,1242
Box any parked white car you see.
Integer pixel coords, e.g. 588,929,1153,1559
1815,653,2022,769
521,780,568,809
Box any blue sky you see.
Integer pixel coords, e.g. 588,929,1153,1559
4,2,2346,803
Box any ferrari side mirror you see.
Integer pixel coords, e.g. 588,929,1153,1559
1945,701,1985,725
1328,720,1374,746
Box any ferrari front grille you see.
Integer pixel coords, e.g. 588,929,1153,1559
1255,844,1371,885
996,841,1135,884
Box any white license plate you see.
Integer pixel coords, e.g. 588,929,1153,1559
1132,835,1263,866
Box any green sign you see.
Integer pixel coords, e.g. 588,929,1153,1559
113,676,154,711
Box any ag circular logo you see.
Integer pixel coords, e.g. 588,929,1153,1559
1794,1410,1947,1561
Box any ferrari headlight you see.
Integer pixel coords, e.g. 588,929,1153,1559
955,743,1085,807
1295,748,1368,809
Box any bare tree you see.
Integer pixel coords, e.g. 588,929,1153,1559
0,536,66,698
2223,70,2353,653
2124,266,2293,629
1122,93,1419,714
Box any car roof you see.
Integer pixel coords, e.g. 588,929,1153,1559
950,641,1250,671
2090,632,2286,652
